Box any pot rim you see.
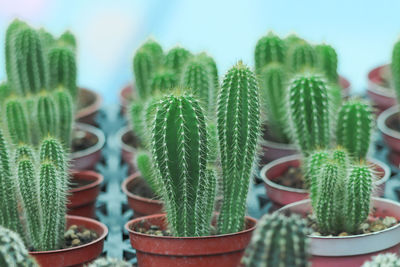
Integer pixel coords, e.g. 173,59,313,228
76,88,103,119
125,213,257,240
69,170,104,193
29,215,108,255
122,172,162,205
119,83,133,108
260,137,297,151
71,122,105,159
260,155,390,193
378,105,400,139
367,64,396,98
117,125,137,154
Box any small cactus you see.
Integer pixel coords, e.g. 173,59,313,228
284,33,305,50
0,226,38,267
37,93,58,140
133,48,158,100
198,52,219,95
164,46,192,77
86,257,131,267
391,39,400,103
59,30,77,49
241,213,311,267
287,42,317,73
141,38,163,67
217,62,261,234
136,150,159,195
53,88,74,148
150,69,177,94
4,99,31,145
254,32,286,74
362,253,400,267
316,43,339,83
336,99,373,160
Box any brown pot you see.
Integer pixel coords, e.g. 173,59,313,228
119,84,135,115
76,88,102,126
117,126,139,174
367,64,396,114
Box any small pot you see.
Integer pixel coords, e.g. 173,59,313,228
378,105,400,167
125,214,256,267
30,215,108,267
367,65,396,114
119,84,134,115
68,170,104,218
117,126,139,174
76,88,102,125
278,198,400,267
122,173,163,218
71,123,105,171
260,154,390,207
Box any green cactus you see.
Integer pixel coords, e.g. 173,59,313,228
150,69,177,94
86,257,131,267
164,46,192,77
241,213,311,267
133,48,157,100
254,32,286,74
53,88,74,148
259,63,289,142
286,74,330,155
217,62,260,234
362,253,400,267
284,33,305,50
4,99,30,145
37,94,58,140
129,100,147,145
0,82,11,104
59,30,77,49
336,99,373,160
136,150,159,196
0,226,38,267
141,38,163,67
287,42,317,73
197,52,219,94
391,39,400,104
151,93,215,237
306,149,329,207
38,28,55,49
316,43,339,83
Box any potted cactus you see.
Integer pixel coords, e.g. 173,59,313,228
125,62,259,267
260,73,390,207
255,32,351,164
278,147,400,267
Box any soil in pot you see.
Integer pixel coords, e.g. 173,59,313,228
128,177,157,199
64,225,99,248
72,129,98,153
77,89,96,112
386,113,400,132
70,177,93,189
122,130,140,151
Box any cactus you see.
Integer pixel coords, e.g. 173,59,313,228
141,38,163,67
336,99,373,160
198,52,219,94
136,150,159,196
86,257,131,267
0,82,11,103
259,63,289,142
133,48,157,100
38,28,55,49
286,74,330,155
53,88,74,148
150,69,177,94
284,33,305,50
37,93,58,140
362,253,400,267
164,46,192,77
129,100,147,145
217,62,260,234
391,39,400,103
151,93,215,237
306,149,329,207
241,213,311,267
287,42,317,73
316,43,339,83
0,226,38,267
4,99,31,145
254,32,286,74
59,30,77,49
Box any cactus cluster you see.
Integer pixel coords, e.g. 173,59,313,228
86,257,131,267
0,226,38,267
362,253,400,267
241,213,311,267
254,31,286,74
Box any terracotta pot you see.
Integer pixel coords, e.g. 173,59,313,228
71,123,105,171
76,88,102,125
119,84,134,115
30,215,108,267
378,105,400,167
68,170,104,218
278,198,400,267
339,75,351,98
367,65,396,114
117,126,139,174
122,173,163,218
125,214,256,267
260,154,390,207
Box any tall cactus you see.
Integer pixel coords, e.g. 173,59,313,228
37,94,58,140
53,88,74,148
391,39,400,103
316,43,339,83
254,32,286,74
141,38,163,67
136,150,159,195
133,48,157,100
241,213,311,267
287,42,317,73
286,74,330,155
4,99,30,145
0,82,11,104
164,46,192,77
217,62,260,234
198,52,219,94
151,93,215,237
336,99,373,160
150,69,177,94
59,30,76,49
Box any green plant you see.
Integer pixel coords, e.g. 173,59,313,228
37,93,58,141
217,62,260,234
316,43,339,83
53,88,74,148
141,38,164,67
136,150,159,195
284,33,305,50
4,98,31,145
254,31,286,74
362,253,400,267
0,226,38,267
86,257,131,267
287,42,317,73
241,213,311,267
391,39,400,103
59,30,77,49
197,52,219,94
150,69,177,94
133,48,157,100
151,93,216,237
164,46,193,77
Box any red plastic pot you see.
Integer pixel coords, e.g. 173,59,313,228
117,126,139,174
125,214,256,267
378,105,400,167
68,170,104,218
278,198,400,267
122,173,163,218
30,215,108,267
367,65,396,114
119,84,134,115
71,123,105,171
76,88,102,125
260,155,390,207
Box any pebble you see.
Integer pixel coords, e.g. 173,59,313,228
382,216,397,227
338,232,348,236
71,239,81,246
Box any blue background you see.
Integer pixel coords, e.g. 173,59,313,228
0,0,399,103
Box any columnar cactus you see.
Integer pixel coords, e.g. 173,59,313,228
133,48,158,100
217,62,260,234
0,82,11,103
53,88,74,148
259,63,288,142
136,150,159,195
198,52,219,94
241,213,311,267
86,257,131,267
151,93,215,237
254,32,286,74
164,46,192,77
391,39,400,103
141,38,163,67
37,94,58,140
287,42,317,73
286,74,330,155
150,69,177,94
0,226,38,267
59,30,77,49
362,253,400,267
4,99,30,145
284,33,305,50
316,43,339,83
336,99,373,160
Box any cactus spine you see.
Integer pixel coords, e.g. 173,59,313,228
164,46,192,77
254,32,286,74
217,62,260,234
336,99,373,160
241,213,311,267
151,94,214,237
288,42,317,73
362,253,400,267
316,43,339,83
391,39,400,103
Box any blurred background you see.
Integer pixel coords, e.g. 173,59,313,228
0,0,400,103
